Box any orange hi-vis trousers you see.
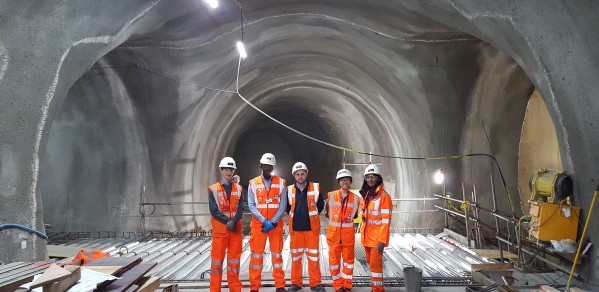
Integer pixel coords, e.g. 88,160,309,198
249,224,285,290
328,242,355,290
210,230,243,292
364,246,384,292
290,230,322,287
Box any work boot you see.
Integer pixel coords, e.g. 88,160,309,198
276,288,288,292
288,284,302,292
310,285,326,292
250,290,258,292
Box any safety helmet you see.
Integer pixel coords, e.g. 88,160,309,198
260,153,276,166
336,169,352,180
292,162,308,175
364,164,381,176
219,157,237,169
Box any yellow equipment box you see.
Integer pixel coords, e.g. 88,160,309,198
529,201,579,242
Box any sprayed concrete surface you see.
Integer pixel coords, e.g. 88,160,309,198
1,0,599,285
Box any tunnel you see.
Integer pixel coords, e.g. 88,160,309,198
2,0,599,288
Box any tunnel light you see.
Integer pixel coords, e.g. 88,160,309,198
236,41,248,59
204,0,218,9
434,168,446,184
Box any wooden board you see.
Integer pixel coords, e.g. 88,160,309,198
86,256,142,277
472,249,518,260
102,262,157,292
82,266,123,276
30,264,71,289
44,266,81,292
471,263,514,272
0,262,52,292
47,245,87,259
136,276,161,292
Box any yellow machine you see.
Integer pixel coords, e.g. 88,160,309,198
529,200,579,241
528,169,579,242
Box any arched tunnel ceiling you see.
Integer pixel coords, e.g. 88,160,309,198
36,0,535,234
2,1,599,280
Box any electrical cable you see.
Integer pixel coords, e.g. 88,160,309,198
89,64,237,93
0,224,48,240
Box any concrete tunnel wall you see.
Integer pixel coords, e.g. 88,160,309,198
1,0,599,284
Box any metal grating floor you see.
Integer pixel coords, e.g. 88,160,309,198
50,233,491,285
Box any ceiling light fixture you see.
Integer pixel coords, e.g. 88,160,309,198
236,41,248,58
204,0,218,9
434,168,446,184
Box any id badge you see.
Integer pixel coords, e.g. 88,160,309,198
265,198,272,204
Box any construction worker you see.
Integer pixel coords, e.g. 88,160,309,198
208,157,244,292
359,164,392,292
286,162,326,292
247,153,288,292
326,169,361,292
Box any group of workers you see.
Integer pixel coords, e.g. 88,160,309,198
208,153,393,292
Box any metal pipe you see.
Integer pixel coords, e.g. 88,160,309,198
392,198,439,201
434,193,464,204
462,181,470,248
490,172,504,260
472,185,482,248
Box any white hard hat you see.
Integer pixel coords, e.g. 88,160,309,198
219,157,237,169
260,153,276,166
364,164,381,176
292,162,308,174
336,169,352,180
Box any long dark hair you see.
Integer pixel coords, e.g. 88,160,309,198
360,174,383,195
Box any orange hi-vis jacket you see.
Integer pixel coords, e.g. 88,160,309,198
327,190,361,244
360,185,392,247
208,182,242,236
287,182,320,235
249,175,286,228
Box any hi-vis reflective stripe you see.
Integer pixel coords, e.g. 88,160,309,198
292,255,302,261
272,253,282,258
343,262,354,268
256,204,279,209
329,221,341,227
382,219,390,224
330,265,339,270
249,264,262,270
372,280,383,286
340,272,353,279
227,258,240,264
211,268,222,274
307,255,319,261
368,219,382,225
290,248,305,253
211,260,222,265
251,253,263,258
331,274,340,280
381,209,390,214
308,210,318,216
306,248,318,254
369,211,381,216
371,272,383,277
273,263,282,269
227,267,239,273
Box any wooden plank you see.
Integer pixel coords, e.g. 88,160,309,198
47,245,87,259
30,264,71,289
472,249,518,260
44,266,81,292
0,263,31,274
102,262,157,292
0,275,34,292
540,285,561,292
136,276,161,292
87,256,142,276
82,266,123,276
0,262,52,286
471,263,514,272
